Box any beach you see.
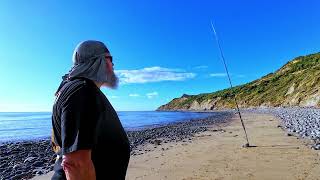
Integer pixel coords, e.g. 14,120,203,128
126,112,320,180
29,110,320,180
1,111,233,179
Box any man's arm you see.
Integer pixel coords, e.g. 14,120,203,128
61,150,96,180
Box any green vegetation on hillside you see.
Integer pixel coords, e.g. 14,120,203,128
158,52,320,110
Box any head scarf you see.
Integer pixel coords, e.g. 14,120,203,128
69,40,110,82
55,40,111,95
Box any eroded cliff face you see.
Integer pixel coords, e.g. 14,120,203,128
157,52,320,111
157,95,234,111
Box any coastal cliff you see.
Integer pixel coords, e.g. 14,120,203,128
158,52,320,111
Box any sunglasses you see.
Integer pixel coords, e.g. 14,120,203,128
105,55,113,63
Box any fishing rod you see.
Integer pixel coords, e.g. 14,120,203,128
210,21,251,148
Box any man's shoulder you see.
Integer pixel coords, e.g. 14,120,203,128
57,78,99,105
65,78,97,94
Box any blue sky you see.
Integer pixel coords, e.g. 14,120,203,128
0,0,319,112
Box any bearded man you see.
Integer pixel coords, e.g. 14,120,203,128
51,40,130,180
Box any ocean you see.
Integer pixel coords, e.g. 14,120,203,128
0,111,214,143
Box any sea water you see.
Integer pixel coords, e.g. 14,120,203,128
0,111,214,143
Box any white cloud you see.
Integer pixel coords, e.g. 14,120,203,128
209,73,227,77
115,66,196,84
110,96,119,99
146,92,158,99
129,94,140,97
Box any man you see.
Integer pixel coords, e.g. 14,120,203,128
51,40,130,180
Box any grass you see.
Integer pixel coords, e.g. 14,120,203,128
158,52,320,110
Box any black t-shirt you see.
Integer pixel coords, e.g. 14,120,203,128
51,78,130,180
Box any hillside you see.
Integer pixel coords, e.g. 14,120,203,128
157,52,320,111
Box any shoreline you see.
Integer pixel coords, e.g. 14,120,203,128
0,111,234,180
3,107,320,179
0,111,219,145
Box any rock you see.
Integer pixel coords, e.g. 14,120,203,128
12,173,27,180
15,170,22,175
311,144,320,150
3,175,11,180
24,157,37,163
13,163,22,169
37,170,44,175
32,161,44,167
154,139,162,145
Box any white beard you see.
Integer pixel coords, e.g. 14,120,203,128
102,70,119,89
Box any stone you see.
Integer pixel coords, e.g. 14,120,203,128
32,161,44,167
154,139,162,145
24,157,37,163
13,163,22,169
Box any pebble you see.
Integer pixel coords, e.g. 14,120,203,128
0,139,54,180
32,161,44,167
24,157,37,163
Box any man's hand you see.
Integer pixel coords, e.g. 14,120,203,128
61,150,96,180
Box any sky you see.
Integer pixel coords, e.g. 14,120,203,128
0,0,319,112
